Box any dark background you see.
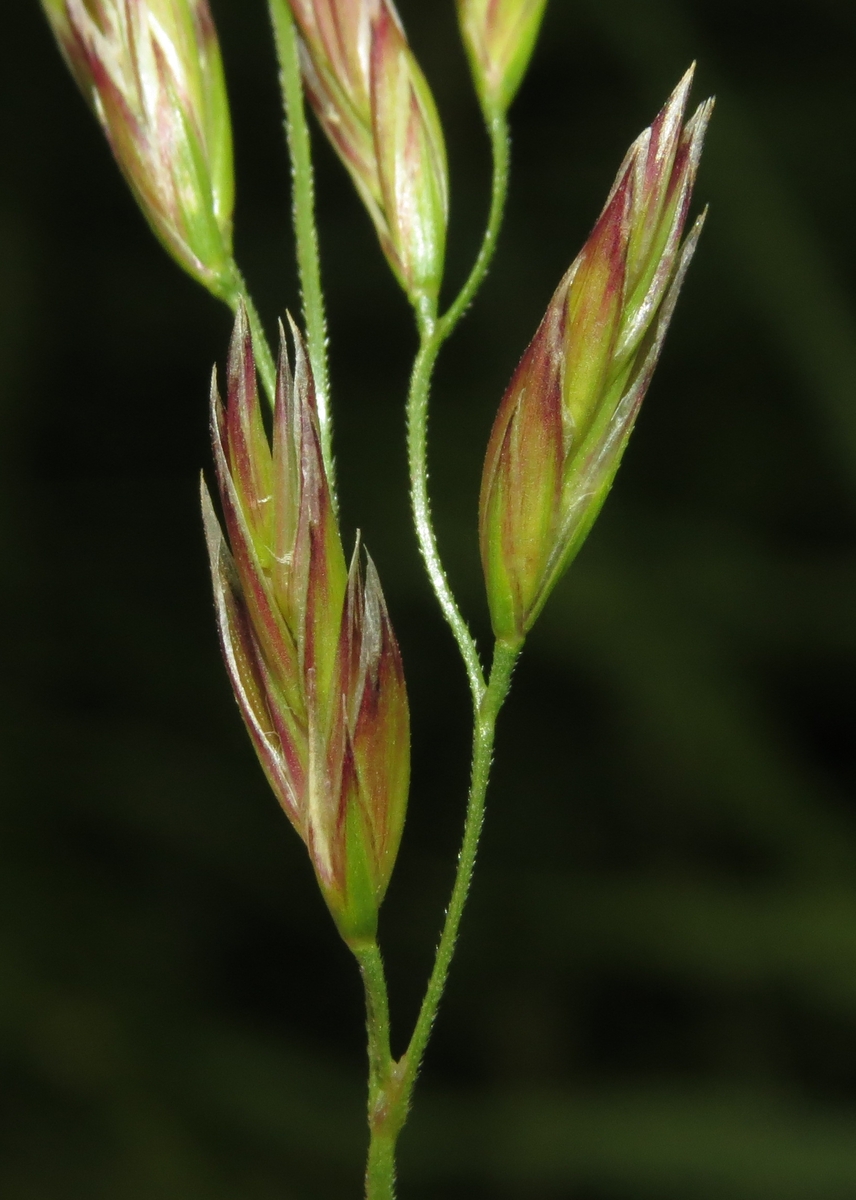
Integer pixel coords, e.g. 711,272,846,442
3,1,856,1196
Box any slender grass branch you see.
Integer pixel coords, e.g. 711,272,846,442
357,642,518,1198
370,104,513,1196
268,0,334,489
254,55,514,1194
359,113,514,1190
405,111,510,712
364,1127,396,1200
401,639,517,1085
354,941,404,1200
406,324,486,707
354,940,392,1095
438,110,510,341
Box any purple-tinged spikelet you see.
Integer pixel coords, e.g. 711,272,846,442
41,0,236,299
289,0,448,307
480,68,713,646
202,308,409,944
456,0,549,117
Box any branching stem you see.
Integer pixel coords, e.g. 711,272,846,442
438,111,510,342
268,0,334,489
401,639,518,1085
407,111,510,709
406,324,486,704
357,642,518,1199
354,941,402,1200
257,10,515,1188
357,108,514,1198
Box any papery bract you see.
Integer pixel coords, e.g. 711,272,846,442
457,0,549,116
289,0,448,307
323,546,410,941
42,0,237,298
480,68,713,645
203,308,410,944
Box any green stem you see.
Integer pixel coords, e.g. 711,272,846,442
405,111,510,708
400,640,518,1091
268,0,334,488
339,103,512,1198
364,1130,396,1200
355,940,392,1090
354,941,403,1200
406,322,486,706
366,108,513,1187
437,110,510,342
355,642,518,1196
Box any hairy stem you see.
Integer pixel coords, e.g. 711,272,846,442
359,103,514,1192
401,640,517,1085
354,941,403,1200
355,643,518,1197
406,110,511,708
438,110,510,341
268,0,334,488
355,940,392,1093
367,104,514,1182
364,1130,396,1200
406,322,486,705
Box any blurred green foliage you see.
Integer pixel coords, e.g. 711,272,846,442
2,1,856,1197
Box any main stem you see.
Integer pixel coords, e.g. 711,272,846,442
357,107,513,1196
359,643,518,1198
401,640,518,1082
268,0,334,489
406,322,485,705
438,110,510,342
406,110,511,709
354,941,403,1200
